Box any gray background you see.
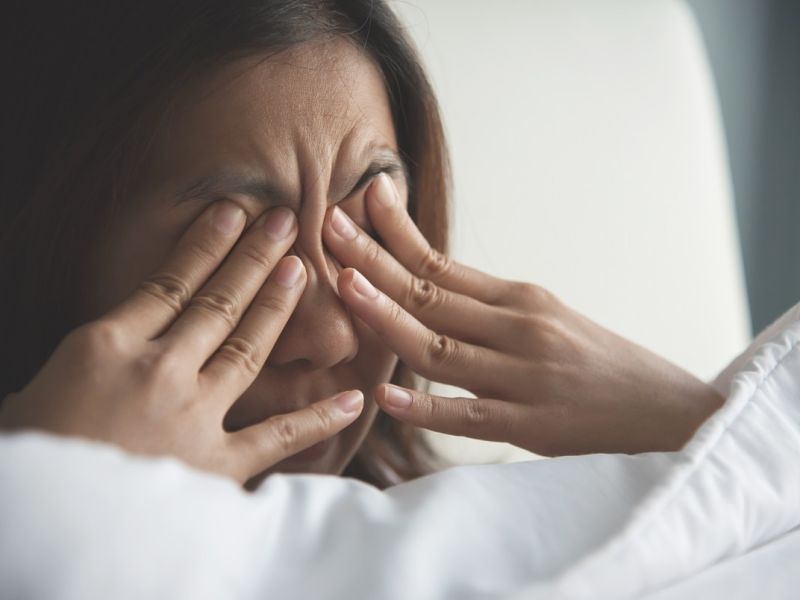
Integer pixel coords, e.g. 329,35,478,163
688,0,800,334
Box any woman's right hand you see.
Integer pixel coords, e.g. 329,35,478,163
0,200,364,485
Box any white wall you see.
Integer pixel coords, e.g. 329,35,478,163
390,0,752,463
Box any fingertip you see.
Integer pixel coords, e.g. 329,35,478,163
335,268,356,297
337,268,378,301
339,267,358,283
346,268,379,299
212,200,246,234
333,389,364,416
274,255,307,288
371,172,398,208
290,255,308,280
378,384,413,411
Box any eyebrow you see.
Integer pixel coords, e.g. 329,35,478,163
173,148,410,207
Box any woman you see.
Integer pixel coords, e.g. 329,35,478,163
6,2,798,599
0,1,723,489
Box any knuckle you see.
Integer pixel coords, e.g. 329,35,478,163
271,415,301,455
137,348,184,382
426,332,458,367
420,392,444,420
252,291,291,316
240,243,277,272
308,402,335,433
515,314,567,353
362,236,383,269
185,237,219,266
139,272,192,318
461,401,493,429
190,286,241,329
386,299,406,328
530,283,557,305
510,281,557,308
417,247,452,280
74,319,128,357
214,335,261,378
407,276,442,312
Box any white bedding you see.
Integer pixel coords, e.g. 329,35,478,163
2,302,800,599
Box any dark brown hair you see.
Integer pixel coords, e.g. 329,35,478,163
0,0,450,488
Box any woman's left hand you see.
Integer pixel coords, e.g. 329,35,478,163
322,174,725,456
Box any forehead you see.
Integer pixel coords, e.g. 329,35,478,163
147,38,397,199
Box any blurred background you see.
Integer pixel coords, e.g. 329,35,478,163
389,0,799,463
688,0,800,336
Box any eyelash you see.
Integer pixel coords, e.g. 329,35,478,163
349,165,400,197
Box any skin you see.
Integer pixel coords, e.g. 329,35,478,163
2,40,408,485
325,174,725,456
98,40,414,479
0,39,726,488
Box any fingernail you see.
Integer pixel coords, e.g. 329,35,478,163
275,257,304,288
375,173,397,206
264,208,295,240
351,269,378,299
383,385,412,409
335,390,364,415
213,201,245,233
330,206,357,240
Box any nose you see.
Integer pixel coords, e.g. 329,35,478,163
265,211,359,371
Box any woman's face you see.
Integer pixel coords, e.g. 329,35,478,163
83,39,408,477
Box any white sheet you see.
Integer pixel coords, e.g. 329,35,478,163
644,526,800,600
510,302,800,599
2,302,800,599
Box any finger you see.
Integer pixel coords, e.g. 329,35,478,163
367,173,512,305
229,390,364,478
323,203,509,348
200,255,306,395
106,200,247,339
160,207,297,365
338,267,525,396
375,383,527,445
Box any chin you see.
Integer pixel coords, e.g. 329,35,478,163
243,431,353,492
239,389,382,492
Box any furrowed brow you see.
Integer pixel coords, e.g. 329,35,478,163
173,148,410,207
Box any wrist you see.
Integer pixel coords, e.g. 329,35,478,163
674,382,725,448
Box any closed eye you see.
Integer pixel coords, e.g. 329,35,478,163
175,156,408,210
345,161,405,199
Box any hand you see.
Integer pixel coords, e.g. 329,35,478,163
322,173,724,456
0,201,364,484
